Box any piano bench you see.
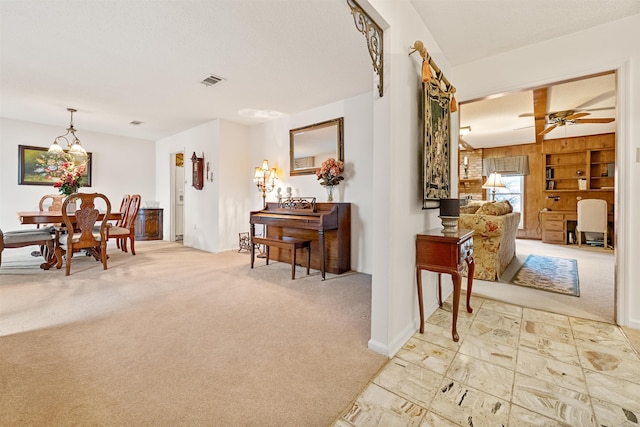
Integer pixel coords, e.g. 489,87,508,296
251,236,311,280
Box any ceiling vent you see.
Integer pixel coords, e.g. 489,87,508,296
201,74,226,87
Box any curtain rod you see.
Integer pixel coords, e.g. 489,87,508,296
409,40,455,94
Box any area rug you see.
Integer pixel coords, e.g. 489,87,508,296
510,254,580,296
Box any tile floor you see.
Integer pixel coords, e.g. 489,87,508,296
334,294,640,426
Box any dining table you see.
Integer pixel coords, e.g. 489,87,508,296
16,210,122,270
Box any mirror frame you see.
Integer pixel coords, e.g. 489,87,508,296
289,117,344,176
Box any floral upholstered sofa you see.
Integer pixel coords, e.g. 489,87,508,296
458,200,520,281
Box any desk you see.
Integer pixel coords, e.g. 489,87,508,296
541,210,614,246
17,211,121,269
416,228,474,342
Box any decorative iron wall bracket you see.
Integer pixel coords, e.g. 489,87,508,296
347,0,384,97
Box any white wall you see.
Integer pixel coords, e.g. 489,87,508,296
367,0,455,356
156,119,253,253
0,117,156,229
249,92,375,273
452,14,640,330
218,121,252,251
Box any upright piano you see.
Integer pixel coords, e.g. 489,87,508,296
249,199,351,276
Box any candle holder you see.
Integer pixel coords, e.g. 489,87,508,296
439,198,460,232
438,216,459,232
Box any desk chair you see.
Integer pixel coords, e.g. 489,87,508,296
576,199,608,247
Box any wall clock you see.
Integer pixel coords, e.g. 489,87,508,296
191,152,204,190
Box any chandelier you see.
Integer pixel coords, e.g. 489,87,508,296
48,108,87,156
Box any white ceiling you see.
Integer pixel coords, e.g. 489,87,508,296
1,0,639,144
459,72,617,149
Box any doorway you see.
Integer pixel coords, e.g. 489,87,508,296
171,152,185,242
458,71,618,323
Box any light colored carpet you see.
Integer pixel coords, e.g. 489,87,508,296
469,238,614,323
510,254,579,296
0,241,387,426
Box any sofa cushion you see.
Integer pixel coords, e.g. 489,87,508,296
476,200,513,216
460,203,481,214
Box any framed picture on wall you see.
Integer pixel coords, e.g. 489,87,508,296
422,80,452,209
18,145,92,186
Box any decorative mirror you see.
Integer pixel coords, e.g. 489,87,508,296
289,117,344,176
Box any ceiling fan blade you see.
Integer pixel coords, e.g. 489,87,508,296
582,106,616,113
565,112,590,120
574,91,615,109
574,118,615,124
538,124,557,136
513,125,534,131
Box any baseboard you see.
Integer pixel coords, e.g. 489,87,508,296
368,298,441,357
626,318,640,330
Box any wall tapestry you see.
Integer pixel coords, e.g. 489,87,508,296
18,145,92,186
422,79,451,209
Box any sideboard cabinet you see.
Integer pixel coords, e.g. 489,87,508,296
134,208,163,241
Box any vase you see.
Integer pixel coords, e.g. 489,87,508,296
325,185,334,202
66,199,77,214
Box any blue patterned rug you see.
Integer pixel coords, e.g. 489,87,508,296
510,254,579,296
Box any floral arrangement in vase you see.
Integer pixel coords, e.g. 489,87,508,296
52,159,87,196
315,158,344,201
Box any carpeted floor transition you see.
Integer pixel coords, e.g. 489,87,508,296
0,241,387,426
510,254,579,296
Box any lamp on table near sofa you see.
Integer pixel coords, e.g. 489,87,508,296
482,172,506,201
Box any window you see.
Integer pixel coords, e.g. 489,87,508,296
494,175,524,228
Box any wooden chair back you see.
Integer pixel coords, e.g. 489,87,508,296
122,195,141,229
61,193,111,275
37,194,65,228
39,194,65,212
116,194,131,227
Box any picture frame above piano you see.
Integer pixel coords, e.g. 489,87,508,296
289,117,344,176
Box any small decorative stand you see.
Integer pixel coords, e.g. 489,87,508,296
238,232,251,253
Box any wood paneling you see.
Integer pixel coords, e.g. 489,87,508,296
476,132,615,240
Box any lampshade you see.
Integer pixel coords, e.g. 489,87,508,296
254,167,264,181
49,108,87,156
261,159,269,171
482,172,506,190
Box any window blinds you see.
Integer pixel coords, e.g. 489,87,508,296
482,156,530,176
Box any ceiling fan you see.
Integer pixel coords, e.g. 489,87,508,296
537,109,615,136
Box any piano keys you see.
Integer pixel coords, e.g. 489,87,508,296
250,201,351,277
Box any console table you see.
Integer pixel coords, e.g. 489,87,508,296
416,228,474,342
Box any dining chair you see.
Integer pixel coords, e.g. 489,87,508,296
107,194,141,254
30,194,65,257
0,227,56,269
37,194,65,228
59,193,111,275
111,194,131,250
576,199,608,247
